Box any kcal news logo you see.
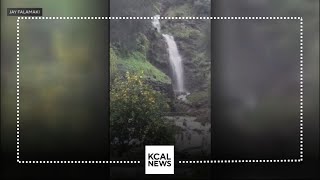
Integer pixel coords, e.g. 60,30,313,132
145,145,174,174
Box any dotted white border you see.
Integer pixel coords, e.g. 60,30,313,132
16,18,20,162
17,160,140,164
299,18,304,160
17,16,303,20
179,159,302,164
16,16,303,164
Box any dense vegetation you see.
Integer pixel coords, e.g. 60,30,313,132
110,72,173,156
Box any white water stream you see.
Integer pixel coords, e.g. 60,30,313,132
152,15,185,92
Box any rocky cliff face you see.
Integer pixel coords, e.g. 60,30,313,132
147,30,171,77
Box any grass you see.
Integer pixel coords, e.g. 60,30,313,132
116,51,171,84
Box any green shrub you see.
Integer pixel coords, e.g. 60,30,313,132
110,72,174,156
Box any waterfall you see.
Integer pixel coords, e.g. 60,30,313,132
162,34,185,92
152,15,185,92
152,15,161,33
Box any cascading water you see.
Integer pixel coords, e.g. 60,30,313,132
152,15,185,93
162,34,185,92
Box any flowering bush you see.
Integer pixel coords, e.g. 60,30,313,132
110,72,173,155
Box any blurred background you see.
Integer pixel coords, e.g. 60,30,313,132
1,0,109,179
212,0,319,179
213,0,319,161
